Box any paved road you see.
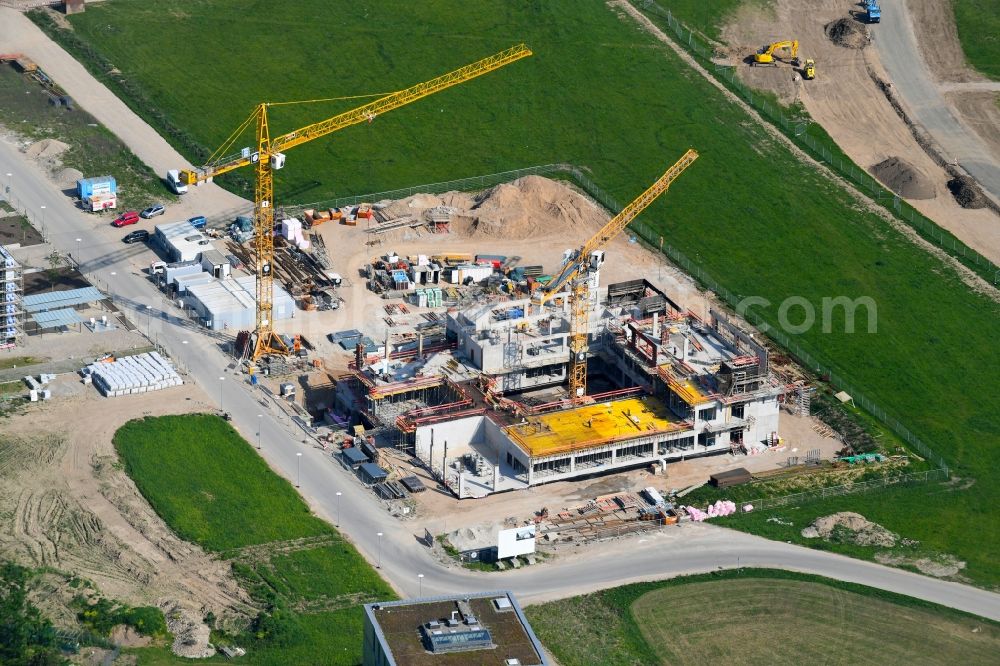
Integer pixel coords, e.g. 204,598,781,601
2,11,999,621
3,140,1000,621
874,0,1000,201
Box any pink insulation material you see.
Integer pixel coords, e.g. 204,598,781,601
685,500,738,521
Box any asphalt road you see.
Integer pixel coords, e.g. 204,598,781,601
874,0,1000,202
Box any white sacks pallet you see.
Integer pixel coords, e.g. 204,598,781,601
87,352,183,397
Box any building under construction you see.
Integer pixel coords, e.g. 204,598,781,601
338,281,787,498
330,150,801,498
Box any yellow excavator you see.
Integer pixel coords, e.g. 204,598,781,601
752,40,799,66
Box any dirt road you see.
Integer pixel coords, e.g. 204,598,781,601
0,7,249,220
719,0,1000,265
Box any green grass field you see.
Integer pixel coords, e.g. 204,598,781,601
113,415,394,665
0,66,171,210
953,0,1000,79
636,0,753,41
527,569,1000,666
114,415,331,551
40,1,1000,585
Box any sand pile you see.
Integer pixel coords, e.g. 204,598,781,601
446,522,502,552
947,175,987,209
801,512,898,547
826,18,870,49
56,167,83,188
25,138,70,160
869,157,935,199
471,175,605,239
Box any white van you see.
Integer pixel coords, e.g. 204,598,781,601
165,169,188,195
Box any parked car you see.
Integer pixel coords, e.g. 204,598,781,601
188,215,207,229
140,204,165,219
111,211,140,227
122,229,150,244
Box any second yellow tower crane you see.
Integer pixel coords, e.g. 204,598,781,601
534,149,699,397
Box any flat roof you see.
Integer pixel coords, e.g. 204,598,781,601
359,462,388,480
31,308,83,328
365,592,546,666
343,447,369,464
187,275,292,316
23,286,102,313
506,395,688,458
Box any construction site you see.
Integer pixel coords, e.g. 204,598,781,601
0,36,853,555
0,0,1000,665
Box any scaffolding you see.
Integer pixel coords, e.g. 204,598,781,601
1,245,23,348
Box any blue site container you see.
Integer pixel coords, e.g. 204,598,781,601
76,176,117,199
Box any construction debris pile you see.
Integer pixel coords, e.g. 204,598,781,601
801,512,899,547
947,175,988,209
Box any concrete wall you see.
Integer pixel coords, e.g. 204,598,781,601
414,415,486,472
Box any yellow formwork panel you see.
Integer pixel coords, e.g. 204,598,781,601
667,375,713,406
507,396,687,457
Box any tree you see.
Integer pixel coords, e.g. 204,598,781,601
0,563,66,666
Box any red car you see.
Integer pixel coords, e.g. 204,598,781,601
112,211,140,227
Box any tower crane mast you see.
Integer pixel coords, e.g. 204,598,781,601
176,44,532,361
535,149,699,397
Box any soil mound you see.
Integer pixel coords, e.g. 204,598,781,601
947,175,987,209
56,167,83,188
24,138,70,160
869,157,935,199
801,512,898,547
825,18,870,49
471,175,604,239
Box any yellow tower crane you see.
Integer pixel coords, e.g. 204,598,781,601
533,149,699,398
176,44,532,361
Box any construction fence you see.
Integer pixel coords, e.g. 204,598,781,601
736,467,951,512
632,0,1000,286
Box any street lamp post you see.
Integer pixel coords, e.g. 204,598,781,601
75,238,82,268
376,532,383,569
335,491,342,527
39,205,46,239
296,452,302,487
418,574,424,596
218,376,225,411
257,414,262,450
4,173,11,202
